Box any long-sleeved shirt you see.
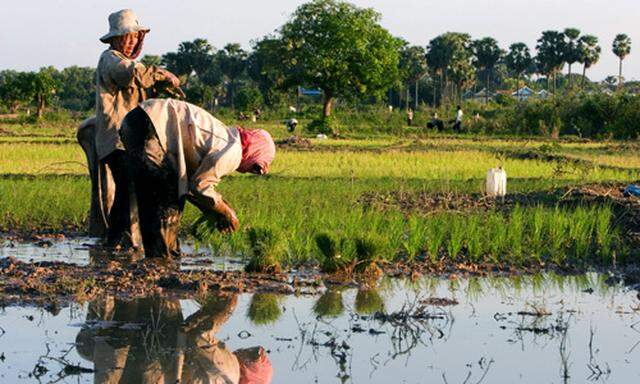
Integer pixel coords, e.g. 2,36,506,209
138,99,242,205
95,49,165,160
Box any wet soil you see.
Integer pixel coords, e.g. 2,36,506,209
360,182,640,247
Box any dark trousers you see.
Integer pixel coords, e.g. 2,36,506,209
103,150,130,246
120,107,184,258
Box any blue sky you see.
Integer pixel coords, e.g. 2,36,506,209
2,0,638,81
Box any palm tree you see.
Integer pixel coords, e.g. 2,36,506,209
505,42,533,100
471,37,504,104
536,31,567,94
563,28,581,88
218,43,248,108
578,35,601,87
612,34,632,90
400,45,428,110
426,35,453,105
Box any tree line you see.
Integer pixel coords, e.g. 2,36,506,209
0,0,633,121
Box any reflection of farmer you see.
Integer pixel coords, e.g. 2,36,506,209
75,294,273,384
120,99,275,258
77,9,179,245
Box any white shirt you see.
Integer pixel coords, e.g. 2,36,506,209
139,99,242,204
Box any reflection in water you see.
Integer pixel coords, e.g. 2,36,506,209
313,289,345,318
75,294,273,383
247,294,283,326
0,273,637,383
354,288,385,315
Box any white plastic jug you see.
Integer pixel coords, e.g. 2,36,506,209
486,167,507,197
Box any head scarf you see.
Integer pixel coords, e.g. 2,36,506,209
237,128,276,174
237,347,273,384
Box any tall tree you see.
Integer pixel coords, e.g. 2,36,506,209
217,43,247,108
505,43,533,99
247,37,290,105
161,39,214,84
399,44,428,110
17,67,60,118
427,32,474,105
577,35,601,87
279,0,401,118
0,70,31,113
52,66,95,111
563,28,581,88
447,33,475,102
426,35,451,106
471,37,504,103
612,34,632,90
536,30,567,94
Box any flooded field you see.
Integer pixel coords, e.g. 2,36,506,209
0,236,245,271
1,271,638,383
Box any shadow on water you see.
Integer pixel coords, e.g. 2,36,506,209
0,273,638,383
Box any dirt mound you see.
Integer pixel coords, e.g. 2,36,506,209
276,135,313,150
359,183,633,215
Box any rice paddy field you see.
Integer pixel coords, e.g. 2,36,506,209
1,119,640,270
3,119,640,384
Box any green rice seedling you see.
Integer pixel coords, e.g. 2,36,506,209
313,289,345,318
354,234,384,276
528,206,545,262
247,293,283,325
594,206,614,263
354,288,385,315
486,213,508,263
245,226,284,273
402,215,428,261
508,206,524,264
568,207,593,262
315,232,352,273
446,215,466,260
465,215,483,263
425,216,446,264
547,209,568,265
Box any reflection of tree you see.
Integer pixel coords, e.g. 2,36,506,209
75,294,272,383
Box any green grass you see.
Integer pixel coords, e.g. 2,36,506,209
0,127,637,270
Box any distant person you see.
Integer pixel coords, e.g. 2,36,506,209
453,105,463,131
427,112,444,131
80,9,180,247
120,99,275,258
406,108,414,126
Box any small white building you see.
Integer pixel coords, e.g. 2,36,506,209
511,86,535,101
537,89,553,99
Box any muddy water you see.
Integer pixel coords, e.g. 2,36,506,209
0,236,244,271
0,273,638,383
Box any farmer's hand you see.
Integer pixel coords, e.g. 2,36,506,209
158,68,181,89
216,202,239,233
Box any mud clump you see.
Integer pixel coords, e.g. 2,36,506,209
0,256,319,308
276,135,313,150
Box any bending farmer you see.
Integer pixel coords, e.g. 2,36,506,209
120,99,276,258
79,9,180,245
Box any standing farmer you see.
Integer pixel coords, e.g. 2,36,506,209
78,9,180,247
120,99,276,258
453,105,464,132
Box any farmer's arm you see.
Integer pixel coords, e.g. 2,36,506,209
187,149,240,233
107,54,179,90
